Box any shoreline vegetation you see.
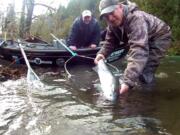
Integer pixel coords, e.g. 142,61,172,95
0,58,26,81
0,0,179,54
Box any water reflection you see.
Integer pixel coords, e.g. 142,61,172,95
0,57,180,135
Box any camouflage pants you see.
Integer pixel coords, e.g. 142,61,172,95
139,37,171,84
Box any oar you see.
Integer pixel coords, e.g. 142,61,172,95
50,33,77,56
18,39,40,82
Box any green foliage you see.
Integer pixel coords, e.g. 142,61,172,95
134,0,180,41
168,41,180,55
133,0,180,55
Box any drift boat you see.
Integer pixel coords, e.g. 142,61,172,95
0,38,128,66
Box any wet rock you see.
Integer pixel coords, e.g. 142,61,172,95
155,72,168,79
0,69,19,80
60,105,99,119
0,75,9,82
113,117,171,135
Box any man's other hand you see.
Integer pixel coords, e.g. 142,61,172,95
90,44,97,48
94,54,105,64
119,83,129,95
69,46,77,50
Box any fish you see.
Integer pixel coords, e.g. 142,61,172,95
94,59,119,101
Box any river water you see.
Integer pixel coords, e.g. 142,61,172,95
0,56,180,135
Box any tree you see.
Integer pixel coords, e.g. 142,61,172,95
19,0,26,38
4,3,17,40
19,0,56,38
24,0,35,38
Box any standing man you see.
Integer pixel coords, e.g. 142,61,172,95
94,0,172,94
67,10,101,50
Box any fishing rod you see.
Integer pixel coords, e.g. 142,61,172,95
50,33,96,60
50,33,77,56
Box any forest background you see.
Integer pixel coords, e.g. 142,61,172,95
0,0,179,55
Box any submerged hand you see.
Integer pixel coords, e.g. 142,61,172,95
119,83,129,95
90,44,97,48
94,54,105,64
69,45,77,50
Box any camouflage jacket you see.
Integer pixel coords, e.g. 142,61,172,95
98,4,171,88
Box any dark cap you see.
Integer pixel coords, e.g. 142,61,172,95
99,0,125,19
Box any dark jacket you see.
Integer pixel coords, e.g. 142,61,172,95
98,4,171,87
67,16,100,48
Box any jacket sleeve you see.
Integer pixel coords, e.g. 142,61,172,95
91,20,101,45
97,26,119,57
123,14,149,88
67,19,79,46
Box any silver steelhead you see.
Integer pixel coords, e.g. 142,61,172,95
95,59,119,101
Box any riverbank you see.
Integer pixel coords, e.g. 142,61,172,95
0,58,27,81
0,57,63,82
1,55,179,82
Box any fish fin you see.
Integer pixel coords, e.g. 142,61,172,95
92,66,98,73
93,83,102,92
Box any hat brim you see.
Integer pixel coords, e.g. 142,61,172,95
100,5,117,20
82,14,91,18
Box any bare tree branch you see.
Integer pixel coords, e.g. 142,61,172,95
34,3,56,12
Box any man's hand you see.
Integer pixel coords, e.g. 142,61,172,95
69,45,77,50
90,44,97,49
119,83,129,95
94,54,105,64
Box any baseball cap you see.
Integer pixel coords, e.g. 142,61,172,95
99,0,125,19
82,10,92,18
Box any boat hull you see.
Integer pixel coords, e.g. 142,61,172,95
0,40,128,66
